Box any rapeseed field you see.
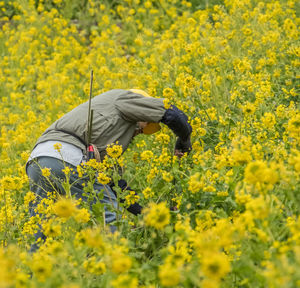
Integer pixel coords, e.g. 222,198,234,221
0,0,299,287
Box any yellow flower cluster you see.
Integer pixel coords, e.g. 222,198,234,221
244,160,278,191
53,198,90,223
83,257,106,275
124,190,139,206
143,202,170,230
106,143,123,159
188,172,204,193
97,172,111,185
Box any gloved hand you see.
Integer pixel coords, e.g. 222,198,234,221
175,136,192,154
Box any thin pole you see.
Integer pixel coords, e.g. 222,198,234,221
87,70,93,144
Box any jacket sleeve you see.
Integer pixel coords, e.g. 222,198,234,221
115,91,166,123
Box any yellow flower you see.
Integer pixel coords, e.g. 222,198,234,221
155,133,170,145
42,219,61,237
246,195,269,219
21,151,29,161
0,247,17,287
143,202,170,230
144,1,152,8
217,191,228,197
283,18,298,38
53,198,77,218
93,261,106,275
74,208,90,223
24,191,36,207
112,274,138,288
287,114,300,140
288,150,300,172
83,257,106,275
167,240,191,266
31,255,53,282
41,167,51,177
159,263,180,287
184,75,198,88
188,172,204,193
111,254,132,274
106,143,123,158
125,191,139,206
163,87,176,99
163,98,171,109
242,102,256,115
53,142,62,152
201,251,231,280
77,165,84,177
261,112,276,129
62,166,71,176
142,187,154,199
140,150,154,162
244,160,278,186
231,149,252,165
97,172,111,185
16,272,29,288
78,228,105,250
253,228,269,242
162,171,173,182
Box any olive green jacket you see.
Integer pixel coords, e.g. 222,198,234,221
35,89,166,159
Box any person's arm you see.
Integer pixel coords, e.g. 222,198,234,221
116,91,192,153
160,105,192,154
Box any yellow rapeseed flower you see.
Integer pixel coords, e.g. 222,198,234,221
142,187,154,199
261,112,276,129
41,167,51,177
111,253,132,274
74,208,90,223
53,142,62,152
31,255,53,282
97,172,111,185
163,87,176,99
112,274,138,288
201,251,231,280
62,166,71,176
188,172,204,193
287,114,300,140
162,171,173,182
143,202,170,230
83,256,106,275
42,219,61,237
125,191,139,206
244,160,278,187
53,198,77,218
140,150,154,162
106,143,123,158
80,228,106,250
242,102,256,115
159,263,180,287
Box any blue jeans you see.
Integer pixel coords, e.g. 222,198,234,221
26,156,118,251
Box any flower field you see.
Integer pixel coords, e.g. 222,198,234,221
0,0,299,287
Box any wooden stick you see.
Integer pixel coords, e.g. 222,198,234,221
87,70,93,145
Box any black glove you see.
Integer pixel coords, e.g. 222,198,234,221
161,105,192,140
175,136,192,154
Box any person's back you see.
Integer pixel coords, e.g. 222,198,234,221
35,89,165,157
